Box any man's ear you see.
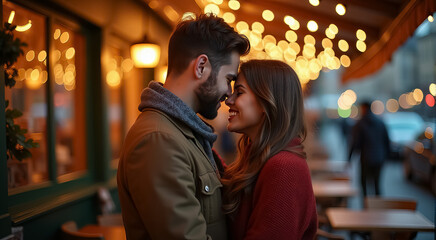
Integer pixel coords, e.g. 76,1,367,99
194,54,210,79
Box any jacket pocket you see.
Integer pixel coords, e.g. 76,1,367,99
198,171,224,223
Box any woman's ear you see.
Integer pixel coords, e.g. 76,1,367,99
194,54,210,79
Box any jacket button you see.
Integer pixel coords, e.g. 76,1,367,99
204,185,210,192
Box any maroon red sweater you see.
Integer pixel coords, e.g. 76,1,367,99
230,142,318,240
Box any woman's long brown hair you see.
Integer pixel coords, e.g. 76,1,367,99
221,60,307,214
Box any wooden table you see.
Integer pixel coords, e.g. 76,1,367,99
307,160,349,173
326,208,435,232
80,225,126,240
312,180,357,198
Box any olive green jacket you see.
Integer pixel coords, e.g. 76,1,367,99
117,108,227,240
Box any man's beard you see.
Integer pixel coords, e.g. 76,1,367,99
195,72,223,120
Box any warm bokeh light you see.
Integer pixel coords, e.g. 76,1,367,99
426,94,435,107
425,127,434,139
340,55,351,67
38,51,47,62
263,34,277,45
428,15,434,22
304,35,315,45
336,4,346,15
228,0,240,10
26,50,35,62
121,58,134,72
386,99,399,112
60,32,70,43
277,40,288,51
30,69,39,81
148,0,159,9
356,29,366,41
164,5,179,22
7,10,15,23
322,38,333,49
429,83,436,96
262,10,275,21
236,21,249,32
338,39,349,52
106,70,121,88
26,73,41,89
54,29,61,40
223,12,235,23
309,0,320,6
371,100,384,115
211,0,223,5
406,92,418,106
284,15,295,25
399,93,411,109
284,16,300,30
307,20,318,32
285,30,298,42
414,142,424,154
329,24,338,34
252,22,265,34
65,47,75,60
130,43,161,68
356,40,366,52
182,12,196,20
350,105,359,118
325,28,335,39
290,20,300,30
412,88,423,102
204,4,220,15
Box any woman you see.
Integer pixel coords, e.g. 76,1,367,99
222,60,317,239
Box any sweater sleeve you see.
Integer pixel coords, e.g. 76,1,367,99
244,152,318,240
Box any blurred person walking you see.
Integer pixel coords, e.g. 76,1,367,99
348,101,391,197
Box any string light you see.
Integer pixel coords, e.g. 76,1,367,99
336,3,346,15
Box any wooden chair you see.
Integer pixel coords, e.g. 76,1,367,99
363,197,418,240
97,213,123,226
364,197,417,210
61,221,104,240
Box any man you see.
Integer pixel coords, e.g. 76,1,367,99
348,101,391,197
117,14,250,240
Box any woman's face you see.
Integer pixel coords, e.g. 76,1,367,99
225,74,264,139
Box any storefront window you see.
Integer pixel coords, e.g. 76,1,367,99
3,2,48,189
3,1,88,188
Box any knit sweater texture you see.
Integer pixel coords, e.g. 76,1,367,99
231,140,318,240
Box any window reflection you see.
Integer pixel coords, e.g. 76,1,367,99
53,23,87,177
3,2,48,189
105,46,130,164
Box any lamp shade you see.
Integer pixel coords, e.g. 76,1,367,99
130,43,161,68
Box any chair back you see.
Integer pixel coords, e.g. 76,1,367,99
364,197,418,240
97,213,123,226
364,197,417,210
61,221,104,240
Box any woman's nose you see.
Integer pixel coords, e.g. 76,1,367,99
225,93,235,106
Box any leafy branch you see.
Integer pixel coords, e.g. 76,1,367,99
1,22,39,161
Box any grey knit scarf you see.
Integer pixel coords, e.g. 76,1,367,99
138,81,217,170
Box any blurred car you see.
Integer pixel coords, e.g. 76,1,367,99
381,112,425,159
403,126,436,195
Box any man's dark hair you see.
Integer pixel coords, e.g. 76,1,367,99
167,13,250,77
